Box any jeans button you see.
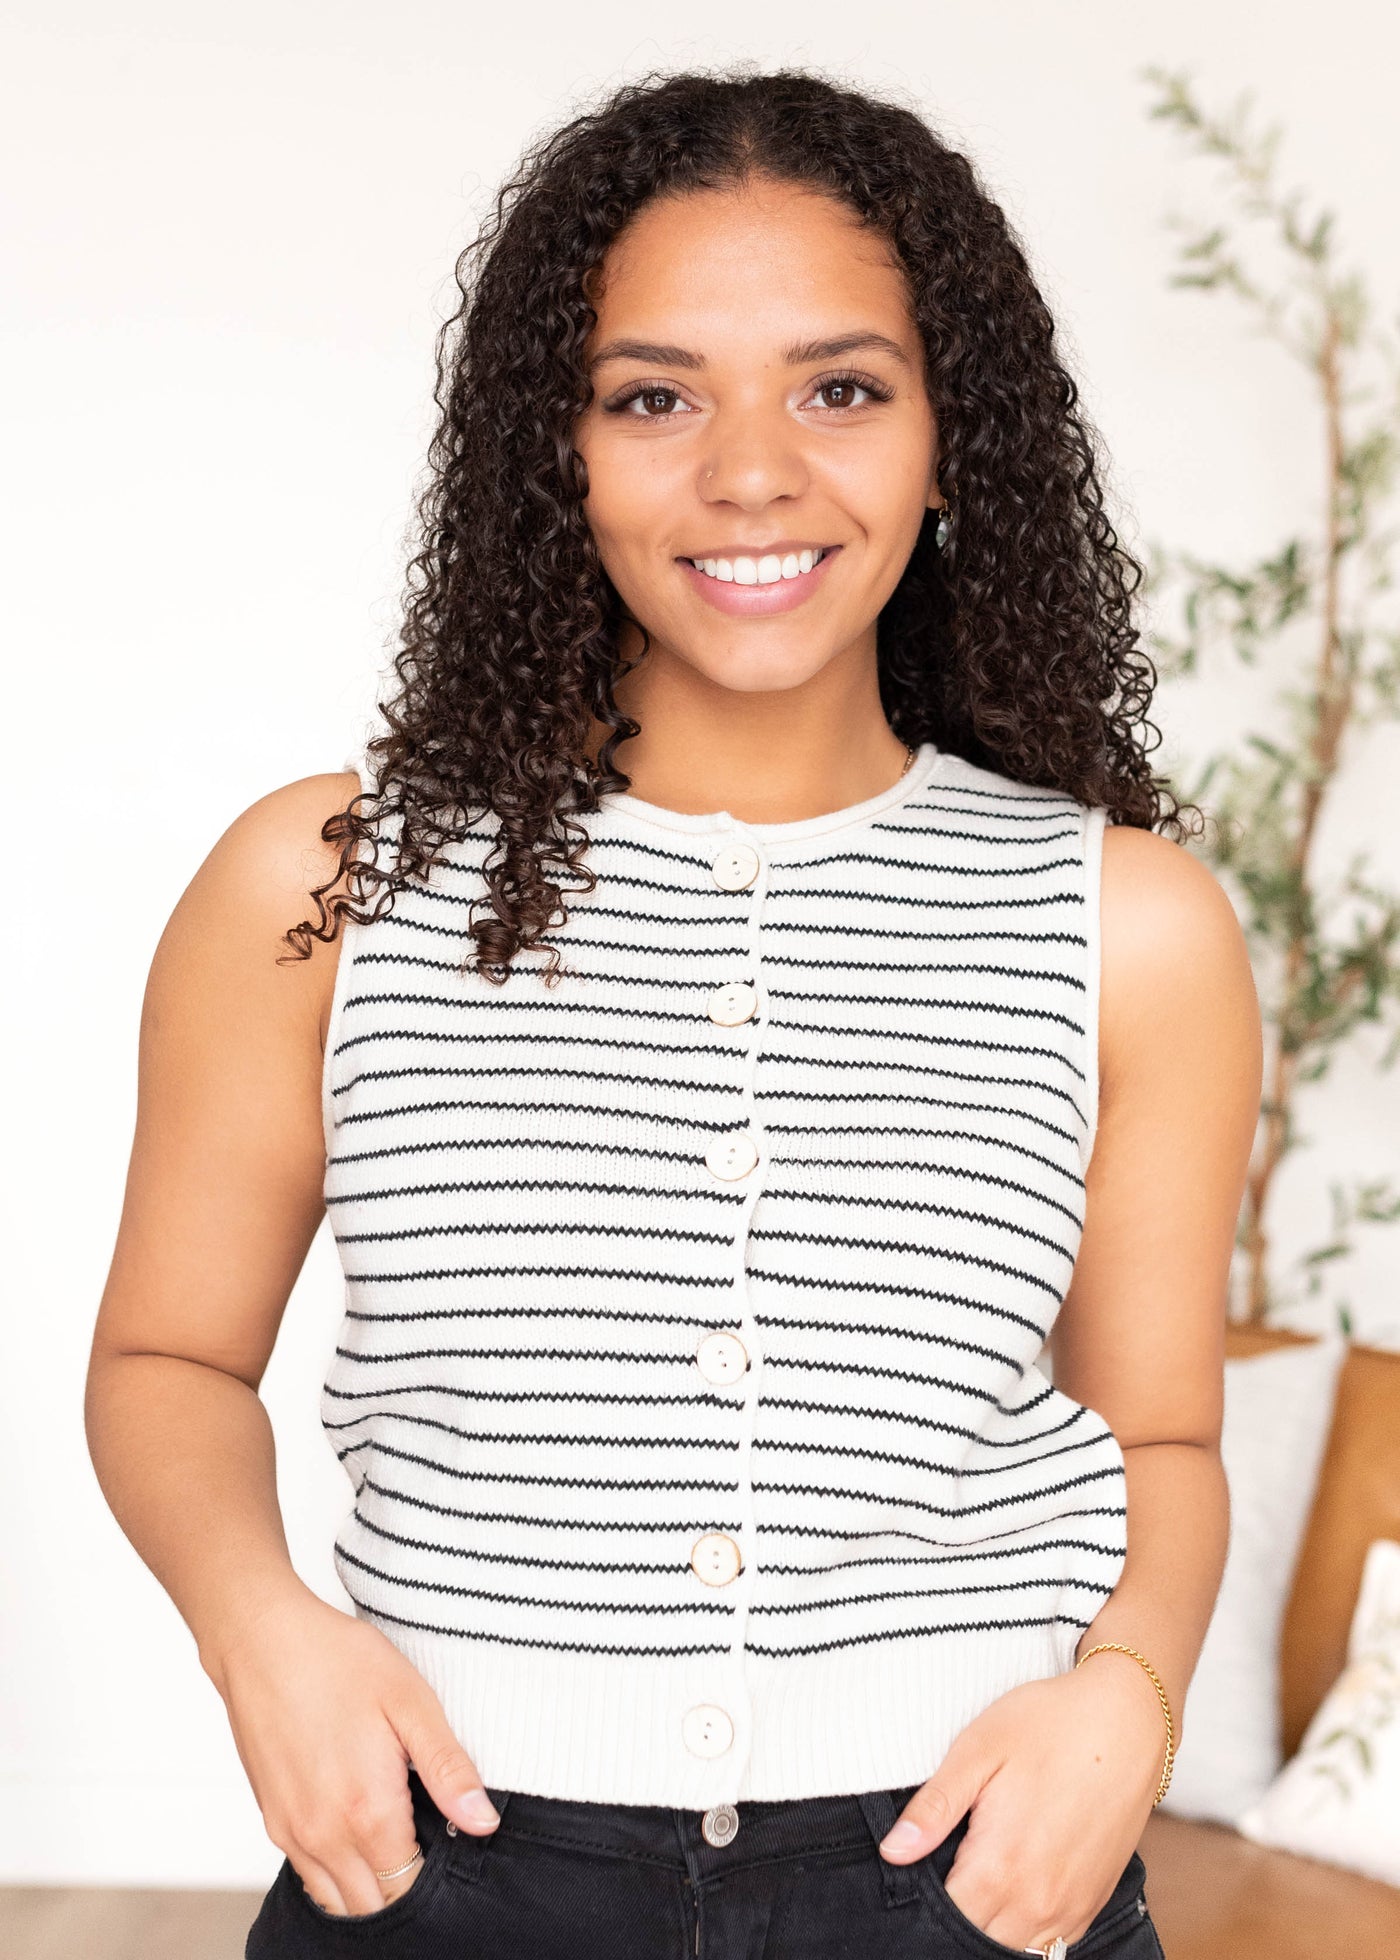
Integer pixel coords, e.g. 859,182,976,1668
701,1803,739,1847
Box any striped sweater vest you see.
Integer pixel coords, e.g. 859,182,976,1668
319,738,1127,1806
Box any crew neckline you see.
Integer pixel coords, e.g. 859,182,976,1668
596,740,945,844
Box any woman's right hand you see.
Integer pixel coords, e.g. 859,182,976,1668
204,1584,500,1917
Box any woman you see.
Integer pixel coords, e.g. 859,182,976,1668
86,66,1259,1960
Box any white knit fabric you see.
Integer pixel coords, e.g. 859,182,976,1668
319,739,1127,1805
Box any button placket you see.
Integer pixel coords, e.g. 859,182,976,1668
680,834,772,1776
703,837,764,1198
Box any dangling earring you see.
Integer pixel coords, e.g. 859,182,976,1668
933,501,952,550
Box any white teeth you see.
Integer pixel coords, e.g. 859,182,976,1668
690,548,827,584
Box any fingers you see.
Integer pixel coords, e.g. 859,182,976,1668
392,1702,499,1834
294,1848,349,1918
376,1842,426,1903
944,1845,1019,1933
879,1716,995,1862
296,1838,424,1916
278,1784,425,1917
879,1778,964,1859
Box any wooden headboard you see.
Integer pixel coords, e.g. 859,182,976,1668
1223,1323,1400,1756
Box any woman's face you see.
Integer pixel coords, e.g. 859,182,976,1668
573,176,942,700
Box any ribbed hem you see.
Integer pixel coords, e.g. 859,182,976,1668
386,1619,1074,1805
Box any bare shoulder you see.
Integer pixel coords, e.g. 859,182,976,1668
93,770,369,1381
1097,819,1261,1094
174,767,365,932
150,768,366,1043
1099,820,1244,962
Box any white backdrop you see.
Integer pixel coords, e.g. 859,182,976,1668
4,0,1398,1889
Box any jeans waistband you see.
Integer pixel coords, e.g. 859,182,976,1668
438,1778,937,1885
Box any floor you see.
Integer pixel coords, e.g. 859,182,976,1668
1,1885,263,1960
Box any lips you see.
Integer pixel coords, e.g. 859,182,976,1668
677,542,842,617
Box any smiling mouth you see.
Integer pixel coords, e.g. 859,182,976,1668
682,546,835,585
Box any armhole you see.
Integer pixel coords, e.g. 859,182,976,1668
319,749,380,1161
1081,802,1107,1173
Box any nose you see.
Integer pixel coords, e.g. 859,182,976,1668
697,407,810,508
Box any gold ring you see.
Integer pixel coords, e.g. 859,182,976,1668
374,1844,424,1881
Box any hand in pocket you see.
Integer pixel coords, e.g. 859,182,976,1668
207,1586,500,1919
303,1834,428,1919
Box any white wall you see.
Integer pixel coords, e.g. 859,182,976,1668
4,0,1398,1888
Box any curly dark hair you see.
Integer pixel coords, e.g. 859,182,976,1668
283,61,1198,986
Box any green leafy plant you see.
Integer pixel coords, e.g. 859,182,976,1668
1137,69,1400,1331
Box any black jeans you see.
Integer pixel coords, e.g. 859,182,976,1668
245,1767,1167,1958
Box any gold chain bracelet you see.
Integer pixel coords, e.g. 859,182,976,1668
1074,1641,1176,1806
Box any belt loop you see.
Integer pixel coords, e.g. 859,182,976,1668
855,1787,920,1907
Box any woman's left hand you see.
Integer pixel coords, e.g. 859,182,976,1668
878,1655,1166,1951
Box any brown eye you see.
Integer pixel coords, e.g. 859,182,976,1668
605,383,690,417
810,369,894,412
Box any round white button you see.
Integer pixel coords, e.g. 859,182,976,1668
705,1132,759,1179
707,980,758,1027
681,1703,735,1758
712,842,760,891
690,1532,742,1586
695,1330,748,1384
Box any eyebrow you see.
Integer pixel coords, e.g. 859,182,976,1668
587,331,914,373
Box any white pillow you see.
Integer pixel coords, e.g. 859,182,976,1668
1158,1335,1348,1824
1237,1537,1400,1885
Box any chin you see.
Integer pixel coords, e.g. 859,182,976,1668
689,647,836,694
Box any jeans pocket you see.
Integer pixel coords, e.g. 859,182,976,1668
918,1855,1035,1958
294,1774,451,1934
299,1844,437,1928
919,1842,1155,1958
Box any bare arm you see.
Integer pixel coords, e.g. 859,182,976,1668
1055,821,1262,1749
84,769,500,1917
84,769,358,1678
